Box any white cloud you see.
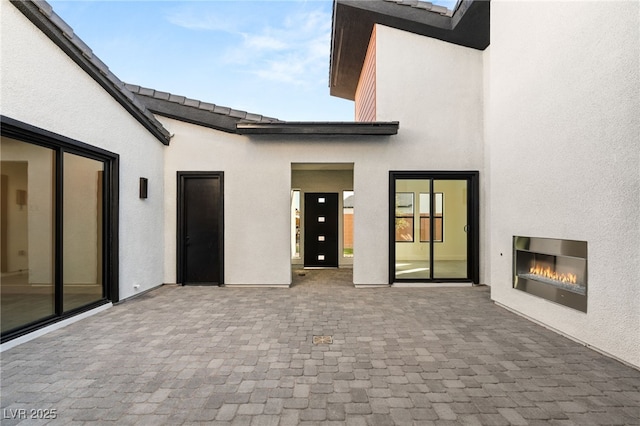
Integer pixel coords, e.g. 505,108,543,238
165,8,239,33
241,33,289,51
238,8,332,86
167,2,333,87
253,57,306,84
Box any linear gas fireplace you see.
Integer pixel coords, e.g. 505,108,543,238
513,236,587,312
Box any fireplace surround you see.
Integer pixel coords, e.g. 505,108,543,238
513,236,587,312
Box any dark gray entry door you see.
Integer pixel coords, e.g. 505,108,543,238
178,172,224,285
304,193,339,268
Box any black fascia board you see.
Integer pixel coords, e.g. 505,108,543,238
330,0,490,100
11,1,172,145
236,121,399,136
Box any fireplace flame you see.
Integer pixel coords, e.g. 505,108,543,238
529,264,577,284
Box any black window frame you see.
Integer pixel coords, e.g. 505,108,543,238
389,171,480,284
1,116,119,343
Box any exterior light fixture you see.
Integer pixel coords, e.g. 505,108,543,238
139,177,148,199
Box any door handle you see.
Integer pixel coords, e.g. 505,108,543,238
463,225,469,233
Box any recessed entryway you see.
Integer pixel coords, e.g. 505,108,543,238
291,163,354,278
291,267,353,288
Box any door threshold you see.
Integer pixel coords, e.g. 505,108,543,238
303,267,339,270
392,282,473,288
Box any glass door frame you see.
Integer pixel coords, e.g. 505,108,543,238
1,116,119,343
389,171,479,284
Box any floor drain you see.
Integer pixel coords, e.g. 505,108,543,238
313,335,333,345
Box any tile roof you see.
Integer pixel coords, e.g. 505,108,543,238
126,84,283,134
12,0,400,140
126,84,282,124
130,84,399,136
11,0,172,145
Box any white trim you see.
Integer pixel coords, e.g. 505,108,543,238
1,303,112,352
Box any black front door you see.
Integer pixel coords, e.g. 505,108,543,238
178,172,224,285
304,192,339,268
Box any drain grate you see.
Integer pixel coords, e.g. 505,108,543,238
312,335,333,345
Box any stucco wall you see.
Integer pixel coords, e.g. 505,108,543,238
375,25,484,171
487,1,640,367
160,24,487,287
161,118,392,286
1,3,166,300
375,24,487,282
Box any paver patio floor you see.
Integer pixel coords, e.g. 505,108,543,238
1,269,639,425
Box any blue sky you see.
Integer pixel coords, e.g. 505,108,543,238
49,0,457,121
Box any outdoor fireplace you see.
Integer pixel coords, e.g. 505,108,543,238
513,236,587,312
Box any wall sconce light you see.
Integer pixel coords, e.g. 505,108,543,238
16,190,27,209
139,178,148,199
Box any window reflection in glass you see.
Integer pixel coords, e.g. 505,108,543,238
433,180,467,279
419,193,443,242
395,192,414,242
395,180,430,279
0,137,55,332
291,190,300,259
343,191,354,257
63,152,104,312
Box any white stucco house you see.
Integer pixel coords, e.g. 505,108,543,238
1,0,638,368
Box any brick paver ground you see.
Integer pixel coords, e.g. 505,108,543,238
1,269,639,425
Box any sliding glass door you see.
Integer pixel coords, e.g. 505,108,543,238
390,171,478,283
433,179,468,279
1,117,117,342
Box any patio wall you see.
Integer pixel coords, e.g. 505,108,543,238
1,4,166,301
374,25,488,281
160,24,486,287
487,1,640,367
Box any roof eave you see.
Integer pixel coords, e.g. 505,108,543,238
11,0,172,145
236,121,399,136
329,0,490,100
127,84,282,134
